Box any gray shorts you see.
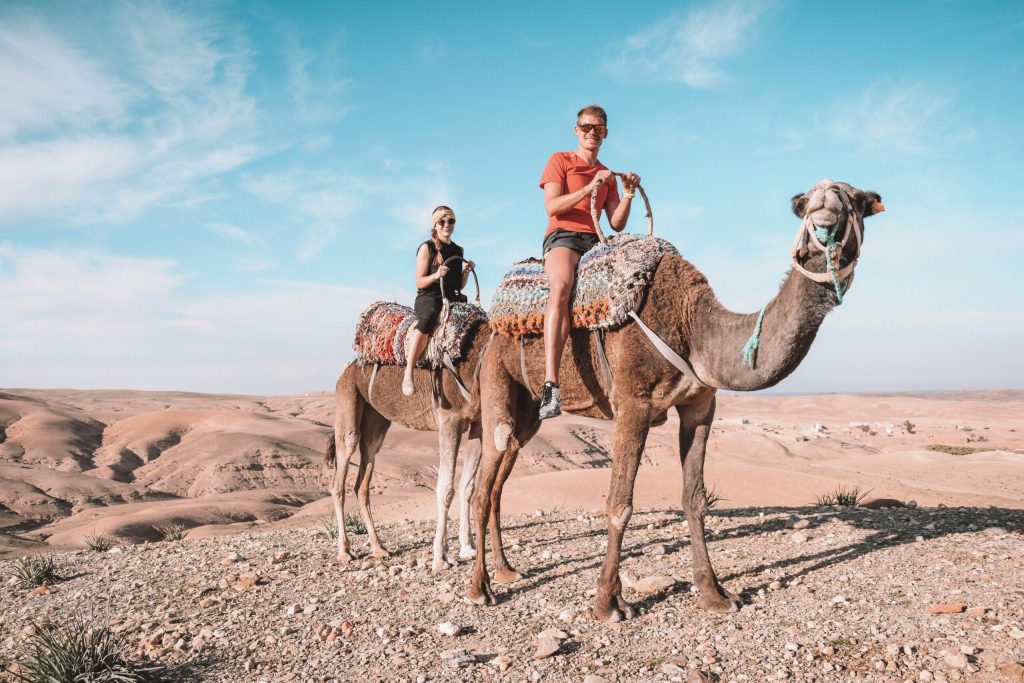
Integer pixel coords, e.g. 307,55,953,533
542,229,600,256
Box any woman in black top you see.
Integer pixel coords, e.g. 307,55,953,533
403,206,475,396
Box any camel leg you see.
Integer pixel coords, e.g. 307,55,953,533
490,409,540,584
331,374,362,563
593,403,651,623
468,364,517,606
354,405,391,559
457,433,482,561
431,414,463,572
678,397,741,613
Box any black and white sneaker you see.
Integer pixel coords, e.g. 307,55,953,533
538,381,561,420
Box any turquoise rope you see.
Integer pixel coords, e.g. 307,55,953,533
814,225,845,305
741,224,846,369
741,305,767,367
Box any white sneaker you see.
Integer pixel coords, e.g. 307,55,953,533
538,382,561,419
402,375,415,396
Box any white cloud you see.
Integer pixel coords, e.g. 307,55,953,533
0,19,132,138
0,3,268,225
0,243,403,393
824,79,976,155
243,160,453,260
604,0,774,87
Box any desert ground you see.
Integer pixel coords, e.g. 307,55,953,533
1,388,1022,681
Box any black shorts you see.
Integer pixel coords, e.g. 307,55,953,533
413,293,443,333
542,229,600,256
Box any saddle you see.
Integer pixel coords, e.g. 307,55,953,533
488,234,679,339
353,301,487,369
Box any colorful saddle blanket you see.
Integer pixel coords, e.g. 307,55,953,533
353,301,487,368
488,234,678,339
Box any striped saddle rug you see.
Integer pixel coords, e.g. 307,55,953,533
488,234,678,339
353,301,487,368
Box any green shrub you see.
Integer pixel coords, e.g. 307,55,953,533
318,516,339,539
84,533,113,553
815,485,867,507
154,524,187,542
12,556,65,590
344,512,366,535
11,615,163,682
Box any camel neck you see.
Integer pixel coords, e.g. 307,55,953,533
690,253,839,391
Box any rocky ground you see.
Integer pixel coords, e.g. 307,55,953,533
2,504,1023,682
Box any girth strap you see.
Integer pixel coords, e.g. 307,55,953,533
368,363,380,402
519,337,537,400
627,311,710,389
442,352,472,401
593,329,614,395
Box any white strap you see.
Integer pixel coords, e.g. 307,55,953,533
519,337,537,400
442,352,472,401
627,311,709,389
593,329,614,395
368,363,379,402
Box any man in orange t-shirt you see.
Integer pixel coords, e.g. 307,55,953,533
537,104,640,419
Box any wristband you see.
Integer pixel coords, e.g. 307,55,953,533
623,190,635,200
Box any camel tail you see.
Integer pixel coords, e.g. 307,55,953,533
324,432,336,468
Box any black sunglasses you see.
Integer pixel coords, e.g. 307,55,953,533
436,218,456,227
577,123,608,136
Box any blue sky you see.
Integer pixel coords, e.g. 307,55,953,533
1,0,1022,395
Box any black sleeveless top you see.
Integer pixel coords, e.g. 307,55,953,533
417,240,464,299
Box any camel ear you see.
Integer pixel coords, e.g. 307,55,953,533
863,191,885,217
791,193,808,218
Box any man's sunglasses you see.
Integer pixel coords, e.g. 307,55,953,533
436,218,456,227
577,123,608,136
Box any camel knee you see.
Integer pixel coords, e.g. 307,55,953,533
609,504,633,530
493,422,513,452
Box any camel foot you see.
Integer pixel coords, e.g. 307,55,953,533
467,580,497,607
371,546,391,559
458,544,476,560
593,594,636,623
432,557,454,573
336,549,357,563
493,566,523,584
697,585,742,613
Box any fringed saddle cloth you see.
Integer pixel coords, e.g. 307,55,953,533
488,234,679,339
353,301,487,369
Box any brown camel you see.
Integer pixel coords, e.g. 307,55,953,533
468,180,884,621
326,319,489,572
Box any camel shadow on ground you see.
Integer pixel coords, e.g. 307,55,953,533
495,504,1024,612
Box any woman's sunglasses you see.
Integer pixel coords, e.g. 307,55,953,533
577,123,608,136
436,218,456,227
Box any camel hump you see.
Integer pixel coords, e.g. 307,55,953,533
352,301,487,369
488,234,679,338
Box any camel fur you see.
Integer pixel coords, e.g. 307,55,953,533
467,180,884,621
326,320,489,572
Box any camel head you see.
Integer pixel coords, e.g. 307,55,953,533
787,180,884,288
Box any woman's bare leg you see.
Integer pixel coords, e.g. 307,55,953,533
403,329,431,394
542,247,581,384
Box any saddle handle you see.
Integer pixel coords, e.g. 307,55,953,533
438,255,481,307
589,172,653,244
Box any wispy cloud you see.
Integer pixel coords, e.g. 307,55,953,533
824,79,976,155
243,159,452,260
0,3,264,225
604,0,775,87
0,243,402,392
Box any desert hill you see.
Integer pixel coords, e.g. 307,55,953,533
1,388,1022,559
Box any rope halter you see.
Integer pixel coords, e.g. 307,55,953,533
789,180,864,305
589,172,654,243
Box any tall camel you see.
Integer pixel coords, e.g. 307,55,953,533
468,180,884,621
326,319,489,573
